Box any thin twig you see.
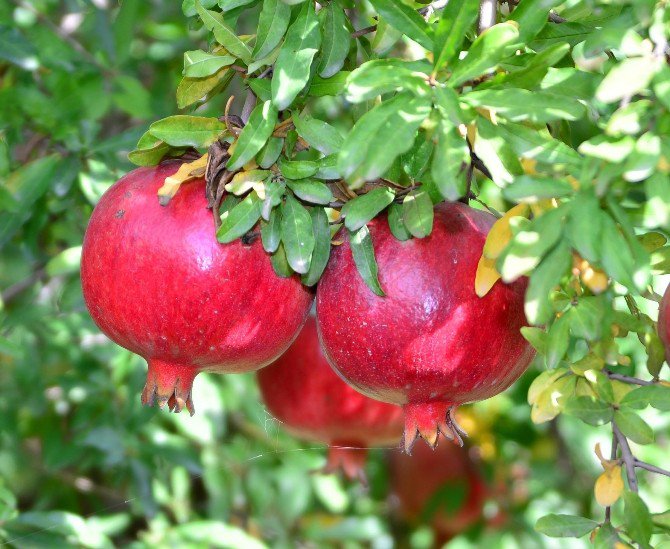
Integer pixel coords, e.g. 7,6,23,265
605,370,654,386
352,25,377,38
635,459,670,478
241,89,256,124
548,12,566,23
1,268,47,304
613,423,638,493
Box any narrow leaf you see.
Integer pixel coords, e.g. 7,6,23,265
227,101,278,170
349,226,385,296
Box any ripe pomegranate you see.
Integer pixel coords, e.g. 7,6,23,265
81,161,313,414
256,316,404,481
390,441,487,543
316,202,534,452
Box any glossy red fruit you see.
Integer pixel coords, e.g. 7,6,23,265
257,316,404,481
81,161,314,414
317,202,534,451
658,286,670,363
390,441,487,543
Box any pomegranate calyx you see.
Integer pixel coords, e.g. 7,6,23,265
141,359,197,416
321,444,369,485
402,402,467,454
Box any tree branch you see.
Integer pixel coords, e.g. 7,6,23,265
605,370,654,386
613,423,638,492
1,268,46,304
352,25,377,38
635,459,670,478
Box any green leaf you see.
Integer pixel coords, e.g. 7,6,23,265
494,121,582,168
227,101,278,170
292,114,344,155
261,208,282,253
128,131,170,167
270,243,294,278
535,514,598,538
624,491,653,546
524,238,572,325
567,190,602,261
596,56,661,104
563,396,613,426
449,23,520,87
342,187,395,232
256,136,284,169
503,176,574,203
149,116,227,148
643,173,670,229
279,159,319,179
183,50,236,77
272,1,322,110
600,214,640,292
248,77,272,101
433,0,479,70
474,117,524,187
216,191,262,243
568,297,603,341
349,226,385,296
302,207,331,286
402,190,433,238
280,193,315,274
614,408,654,445
286,179,333,205
345,59,431,103
368,0,433,50
509,0,562,42
387,202,411,241
462,89,585,123
261,178,286,220
309,72,350,96
545,314,569,369
433,86,466,126
317,3,351,78
253,0,291,60
196,2,253,63
593,522,621,549
371,16,403,55
619,385,670,411
339,93,431,188
176,68,234,108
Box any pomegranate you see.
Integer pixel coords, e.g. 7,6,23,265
316,202,534,451
256,316,404,481
81,161,314,414
390,440,487,543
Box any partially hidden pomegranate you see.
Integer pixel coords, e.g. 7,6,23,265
81,161,314,414
390,440,487,543
256,316,404,481
316,202,534,452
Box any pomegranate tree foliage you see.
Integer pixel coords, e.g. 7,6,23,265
1,0,670,546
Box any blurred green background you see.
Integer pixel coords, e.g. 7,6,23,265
1,1,668,547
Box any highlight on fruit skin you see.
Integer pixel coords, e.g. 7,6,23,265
81,161,314,414
389,438,489,544
316,202,535,452
256,316,404,483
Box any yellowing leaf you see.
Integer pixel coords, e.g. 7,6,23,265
158,153,209,205
582,266,609,294
482,203,530,259
595,465,624,506
520,158,537,175
475,255,501,297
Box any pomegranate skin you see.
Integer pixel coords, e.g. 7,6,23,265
81,161,314,413
257,316,404,480
390,441,487,543
316,202,534,451
659,286,670,364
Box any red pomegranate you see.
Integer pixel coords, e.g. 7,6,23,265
316,202,534,452
256,316,404,481
658,286,670,363
81,161,314,414
390,441,487,543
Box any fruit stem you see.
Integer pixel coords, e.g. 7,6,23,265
141,359,198,416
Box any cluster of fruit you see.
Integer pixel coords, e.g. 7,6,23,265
81,160,535,459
